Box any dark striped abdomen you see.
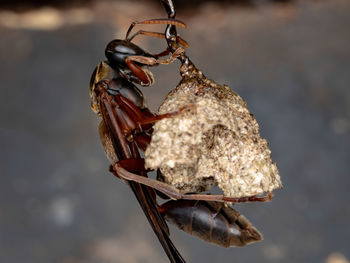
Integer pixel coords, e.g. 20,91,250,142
160,200,263,247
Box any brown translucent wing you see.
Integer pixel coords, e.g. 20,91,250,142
98,92,185,263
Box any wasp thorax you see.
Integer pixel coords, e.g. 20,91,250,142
145,71,282,198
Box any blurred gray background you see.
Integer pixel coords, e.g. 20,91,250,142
1,0,350,262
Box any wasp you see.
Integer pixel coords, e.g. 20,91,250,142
89,0,267,262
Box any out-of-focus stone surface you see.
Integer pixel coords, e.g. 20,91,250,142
1,0,350,263
146,64,281,197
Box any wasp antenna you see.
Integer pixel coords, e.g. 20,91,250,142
128,30,166,42
125,18,186,40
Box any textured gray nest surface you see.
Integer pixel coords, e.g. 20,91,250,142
145,64,282,198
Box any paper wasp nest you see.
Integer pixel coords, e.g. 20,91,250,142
145,65,282,198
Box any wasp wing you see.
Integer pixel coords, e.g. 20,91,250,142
98,96,185,263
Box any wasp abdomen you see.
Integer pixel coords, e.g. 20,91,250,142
160,200,263,247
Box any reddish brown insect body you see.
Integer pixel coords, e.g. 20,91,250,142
90,0,267,262
89,8,188,262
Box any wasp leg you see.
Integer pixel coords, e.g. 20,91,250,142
136,104,191,126
114,94,192,130
124,47,184,86
111,94,194,151
153,47,171,58
128,30,166,41
113,163,274,203
175,35,189,49
126,46,184,67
